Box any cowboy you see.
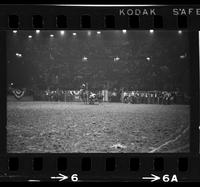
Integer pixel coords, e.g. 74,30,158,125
89,91,96,99
123,91,129,103
88,91,97,104
80,83,89,104
80,83,86,91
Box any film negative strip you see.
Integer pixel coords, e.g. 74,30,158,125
0,4,199,182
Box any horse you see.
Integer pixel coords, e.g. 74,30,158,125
79,88,88,104
79,87,104,104
88,92,97,104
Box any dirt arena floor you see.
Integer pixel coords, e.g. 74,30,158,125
7,101,190,153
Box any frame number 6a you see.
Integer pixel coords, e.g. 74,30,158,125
162,174,178,182
142,174,178,182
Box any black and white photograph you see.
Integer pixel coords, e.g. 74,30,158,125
7,30,190,153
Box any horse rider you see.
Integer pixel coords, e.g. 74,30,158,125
88,91,97,104
80,83,86,92
89,91,96,99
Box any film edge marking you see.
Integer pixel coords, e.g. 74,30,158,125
142,174,160,182
50,173,68,182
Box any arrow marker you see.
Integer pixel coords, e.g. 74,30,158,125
142,174,160,182
51,173,68,182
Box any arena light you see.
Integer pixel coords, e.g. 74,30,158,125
180,53,187,59
16,53,22,57
50,34,54,38
82,56,88,62
60,30,65,35
146,57,151,61
36,30,40,34
114,56,120,62
149,29,154,34
72,32,77,36
122,29,127,34
10,82,14,86
97,31,101,34
28,35,32,39
13,30,17,33
178,30,182,34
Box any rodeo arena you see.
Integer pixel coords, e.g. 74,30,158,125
7,30,190,153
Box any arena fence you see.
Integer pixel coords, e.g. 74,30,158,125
7,88,190,104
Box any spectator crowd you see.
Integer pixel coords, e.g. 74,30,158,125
120,90,190,105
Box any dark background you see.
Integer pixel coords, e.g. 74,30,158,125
7,30,190,92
